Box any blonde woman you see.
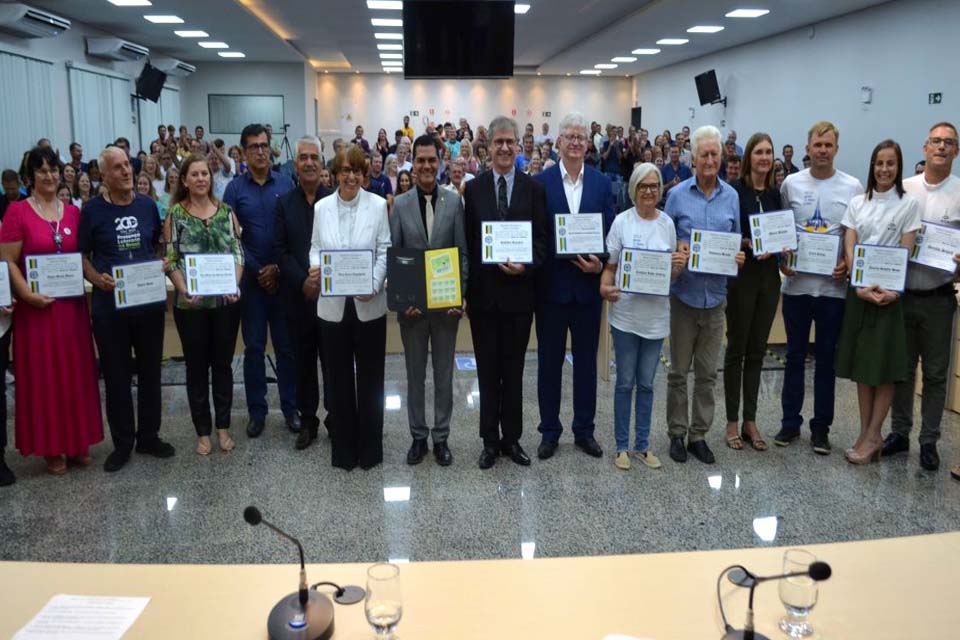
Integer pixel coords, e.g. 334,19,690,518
143,154,165,195
459,139,479,175
157,166,178,221
384,154,399,194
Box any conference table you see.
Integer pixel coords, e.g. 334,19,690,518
2,532,955,639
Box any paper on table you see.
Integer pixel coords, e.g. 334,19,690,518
601,635,656,640
14,594,149,640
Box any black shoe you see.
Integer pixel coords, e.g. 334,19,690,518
294,428,316,450
433,441,453,466
574,437,604,458
774,427,801,447
478,445,499,469
687,439,715,464
285,415,302,433
135,438,175,458
920,443,940,471
246,419,266,439
811,431,832,455
951,466,960,482
669,437,687,463
502,443,531,466
103,449,131,473
0,454,15,487
537,440,558,460
406,439,429,465
881,433,910,457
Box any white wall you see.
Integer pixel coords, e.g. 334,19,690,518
180,62,311,149
632,0,960,183
316,74,633,143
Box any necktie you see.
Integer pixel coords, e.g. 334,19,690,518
424,192,434,243
497,175,508,218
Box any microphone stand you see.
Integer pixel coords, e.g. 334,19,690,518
718,565,829,640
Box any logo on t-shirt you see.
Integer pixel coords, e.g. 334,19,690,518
114,216,142,252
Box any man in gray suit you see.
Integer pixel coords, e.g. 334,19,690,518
390,135,469,466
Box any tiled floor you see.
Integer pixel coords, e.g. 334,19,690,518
1,352,957,565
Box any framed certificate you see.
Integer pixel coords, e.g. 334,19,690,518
320,250,374,297
687,229,740,276
748,209,798,254
554,213,606,259
184,254,238,296
481,221,533,264
616,247,672,297
851,244,909,292
785,231,842,276
25,253,84,298
909,221,960,273
113,260,167,310
0,262,11,307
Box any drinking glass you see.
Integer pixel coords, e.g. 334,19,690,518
778,549,818,637
365,563,402,638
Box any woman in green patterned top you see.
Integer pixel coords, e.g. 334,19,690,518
164,154,244,456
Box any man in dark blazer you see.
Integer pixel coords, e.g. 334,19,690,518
390,135,468,467
464,116,549,469
534,113,616,461
273,136,333,450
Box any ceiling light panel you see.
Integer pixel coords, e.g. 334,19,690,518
382,61,403,66
374,32,403,39
631,48,661,55
218,52,245,58
656,38,688,45
580,69,601,75
199,41,229,48
377,43,403,50
144,15,183,23
611,56,636,63
687,25,724,33
371,18,403,27
108,0,152,6
514,3,530,13
379,52,403,59
726,9,770,18
367,0,402,8
595,63,617,69
174,30,208,38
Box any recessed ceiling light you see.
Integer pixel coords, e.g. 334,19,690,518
174,30,209,38
374,32,403,39
595,63,617,69
687,25,724,33
379,52,403,59
656,38,688,45
218,52,245,58
383,67,400,73
580,69,601,75
536,72,541,76
366,0,402,8
108,0,151,6
198,41,229,48
371,18,402,27
144,15,183,23
377,43,403,50
631,48,661,55
515,3,531,13
565,72,571,76
382,60,402,66
726,8,770,18
611,56,637,63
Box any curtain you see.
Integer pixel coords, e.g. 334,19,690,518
69,67,135,158
0,51,54,172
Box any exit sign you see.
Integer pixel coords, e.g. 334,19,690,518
929,93,943,105
542,111,551,117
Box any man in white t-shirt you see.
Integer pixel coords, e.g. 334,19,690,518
884,121,960,471
776,121,864,455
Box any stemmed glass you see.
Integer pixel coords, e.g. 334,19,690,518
365,563,402,638
778,549,819,637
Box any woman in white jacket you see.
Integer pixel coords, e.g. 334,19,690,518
309,144,391,470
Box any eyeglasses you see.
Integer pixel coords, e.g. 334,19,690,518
636,184,660,193
492,138,515,148
564,135,587,144
245,143,271,153
927,137,958,148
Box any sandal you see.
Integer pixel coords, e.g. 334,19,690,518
725,434,744,450
196,436,212,456
741,425,768,451
45,456,67,476
217,429,235,452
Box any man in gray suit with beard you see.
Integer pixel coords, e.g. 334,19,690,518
390,134,468,466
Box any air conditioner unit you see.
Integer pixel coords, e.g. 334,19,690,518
151,57,196,77
86,37,149,62
0,3,70,38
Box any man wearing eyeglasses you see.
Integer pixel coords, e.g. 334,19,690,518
533,112,615,461
223,123,298,439
884,122,960,471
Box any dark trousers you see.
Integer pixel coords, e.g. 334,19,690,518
0,329,10,451
290,296,332,436
469,309,533,447
781,293,845,433
92,309,165,452
535,299,601,442
319,300,386,470
723,259,781,422
240,278,297,421
173,304,241,436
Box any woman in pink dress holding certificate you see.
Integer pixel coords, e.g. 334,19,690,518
0,146,103,476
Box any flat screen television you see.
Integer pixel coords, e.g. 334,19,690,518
136,62,166,103
403,1,514,78
695,69,721,106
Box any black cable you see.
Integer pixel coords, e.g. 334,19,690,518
311,581,345,598
717,564,753,633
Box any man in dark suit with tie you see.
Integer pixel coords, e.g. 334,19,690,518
533,113,616,461
464,116,549,469
390,135,468,467
273,136,333,450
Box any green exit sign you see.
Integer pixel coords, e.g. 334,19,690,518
929,92,943,104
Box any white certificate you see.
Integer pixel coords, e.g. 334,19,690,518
113,260,167,309
909,221,960,273
749,209,798,254
320,250,374,297
25,252,84,298
0,261,11,307
554,213,605,257
184,254,238,296
786,231,842,276
481,221,533,264
687,229,740,276
616,248,672,296
14,594,150,640
851,244,908,292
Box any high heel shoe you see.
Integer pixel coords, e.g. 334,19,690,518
844,443,882,465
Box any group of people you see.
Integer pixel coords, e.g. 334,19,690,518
0,111,958,487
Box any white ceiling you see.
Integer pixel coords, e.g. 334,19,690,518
27,0,896,75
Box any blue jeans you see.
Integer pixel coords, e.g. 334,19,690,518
241,278,297,421
781,294,845,433
606,172,625,212
612,327,664,453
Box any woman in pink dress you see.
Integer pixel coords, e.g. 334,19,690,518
0,146,103,476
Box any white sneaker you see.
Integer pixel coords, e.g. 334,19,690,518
614,451,631,470
632,450,662,469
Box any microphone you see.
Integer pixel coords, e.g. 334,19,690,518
244,506,308,607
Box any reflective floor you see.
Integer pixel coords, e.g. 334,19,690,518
1,352,958,565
